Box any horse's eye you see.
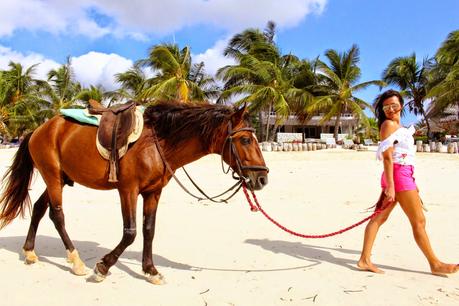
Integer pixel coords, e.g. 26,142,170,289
240,137,252,145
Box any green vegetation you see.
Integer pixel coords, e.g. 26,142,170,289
0,23,457,141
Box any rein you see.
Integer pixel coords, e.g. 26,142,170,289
241,182,385,238
151,122,381,238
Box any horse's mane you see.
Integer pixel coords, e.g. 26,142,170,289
143,101,247,148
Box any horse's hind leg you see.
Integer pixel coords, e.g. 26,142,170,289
45,181,87,275
22,190,49,264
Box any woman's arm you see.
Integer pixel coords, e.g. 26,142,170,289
380,120,399,203
382,148,395,203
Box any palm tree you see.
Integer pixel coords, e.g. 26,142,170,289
36,58,82,119
218,53,291,141
0,61,42,137
219,21,302,141
76,85,108,106
284,56,322,122
382,53,433,137
354,117,379,143
427,30,459,117
188,62,221,101
223,21,278,62
113,64,152,104
307,45,383,141
0,73,10,136
138,43,212,103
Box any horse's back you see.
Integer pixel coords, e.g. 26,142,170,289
29,116,112,189
30,115,96,155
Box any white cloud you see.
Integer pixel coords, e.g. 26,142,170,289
76,19,112,39
200,0,326,32
0,46,133,90
0,45,60,79
0,0,327,39
193,38,236,77
71,52,133,90
0,0,110,38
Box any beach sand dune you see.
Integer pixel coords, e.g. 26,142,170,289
0,148,458,306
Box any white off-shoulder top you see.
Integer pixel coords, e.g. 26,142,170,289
376,125,416,166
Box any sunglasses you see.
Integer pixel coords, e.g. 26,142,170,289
382,103,401,112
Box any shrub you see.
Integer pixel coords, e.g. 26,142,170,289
414,135,428,143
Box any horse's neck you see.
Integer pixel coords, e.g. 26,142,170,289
163,138,211,170
149,122,227,170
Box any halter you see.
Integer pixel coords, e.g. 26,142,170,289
220,121,269,184
151,120,268,203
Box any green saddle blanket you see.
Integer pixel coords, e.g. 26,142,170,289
60,106,145,126
60,109,99,126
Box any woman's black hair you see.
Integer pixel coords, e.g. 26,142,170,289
374,89,404,130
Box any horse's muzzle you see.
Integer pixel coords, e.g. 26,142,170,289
246,172,268,190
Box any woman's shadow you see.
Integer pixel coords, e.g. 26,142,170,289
0,235,197,280
245,238,432,275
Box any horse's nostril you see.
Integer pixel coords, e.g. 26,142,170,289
258,176,268,186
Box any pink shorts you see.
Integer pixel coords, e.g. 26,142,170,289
381,164,417,192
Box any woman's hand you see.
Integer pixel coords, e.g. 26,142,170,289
384,186,396,205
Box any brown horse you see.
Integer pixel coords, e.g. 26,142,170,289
0,101,268,284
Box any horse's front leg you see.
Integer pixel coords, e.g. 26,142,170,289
141,190,165,285
93,190,138,282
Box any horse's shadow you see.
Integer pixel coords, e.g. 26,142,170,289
0,235,318,275
245,238,433,276
1,235,432,277
0,235,196,280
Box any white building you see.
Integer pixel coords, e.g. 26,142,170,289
262,112,359,140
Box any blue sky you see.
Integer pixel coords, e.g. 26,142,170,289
0,0,458,125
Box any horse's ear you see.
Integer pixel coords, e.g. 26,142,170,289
231,103,247,126
88,99,103,109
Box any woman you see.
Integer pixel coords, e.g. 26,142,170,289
357,89,458,275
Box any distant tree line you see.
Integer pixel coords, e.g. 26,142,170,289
1,22,457,142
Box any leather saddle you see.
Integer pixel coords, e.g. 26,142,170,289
88,99,137,183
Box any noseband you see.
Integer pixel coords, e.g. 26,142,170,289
220,122,269,183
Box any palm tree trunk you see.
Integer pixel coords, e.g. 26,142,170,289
257,111,264,141
268,121,280,142
333,112,342,142
265,102,273,142
420,106,431,139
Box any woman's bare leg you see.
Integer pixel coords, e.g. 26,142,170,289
397,190,458,275
358,193,397,273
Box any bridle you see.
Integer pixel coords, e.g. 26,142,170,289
220,121,269,184
151,120,269,203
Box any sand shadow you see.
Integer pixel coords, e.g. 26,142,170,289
0,235,196,280
0,235,320,275
245,238,433,276
1,235,433,277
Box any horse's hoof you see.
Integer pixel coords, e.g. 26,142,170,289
146,273,165,285
92,265,106,282
66,249,88,276
72,263,88,276
23,250,39,264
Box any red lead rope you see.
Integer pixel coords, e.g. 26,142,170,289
241,182,384,239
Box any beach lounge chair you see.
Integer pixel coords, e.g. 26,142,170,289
343,139,355,149
364,139,375,146
325,138,336,148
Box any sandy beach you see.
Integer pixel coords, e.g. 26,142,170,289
0,147,458,306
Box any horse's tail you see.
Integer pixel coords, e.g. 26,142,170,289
0,133,34,229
